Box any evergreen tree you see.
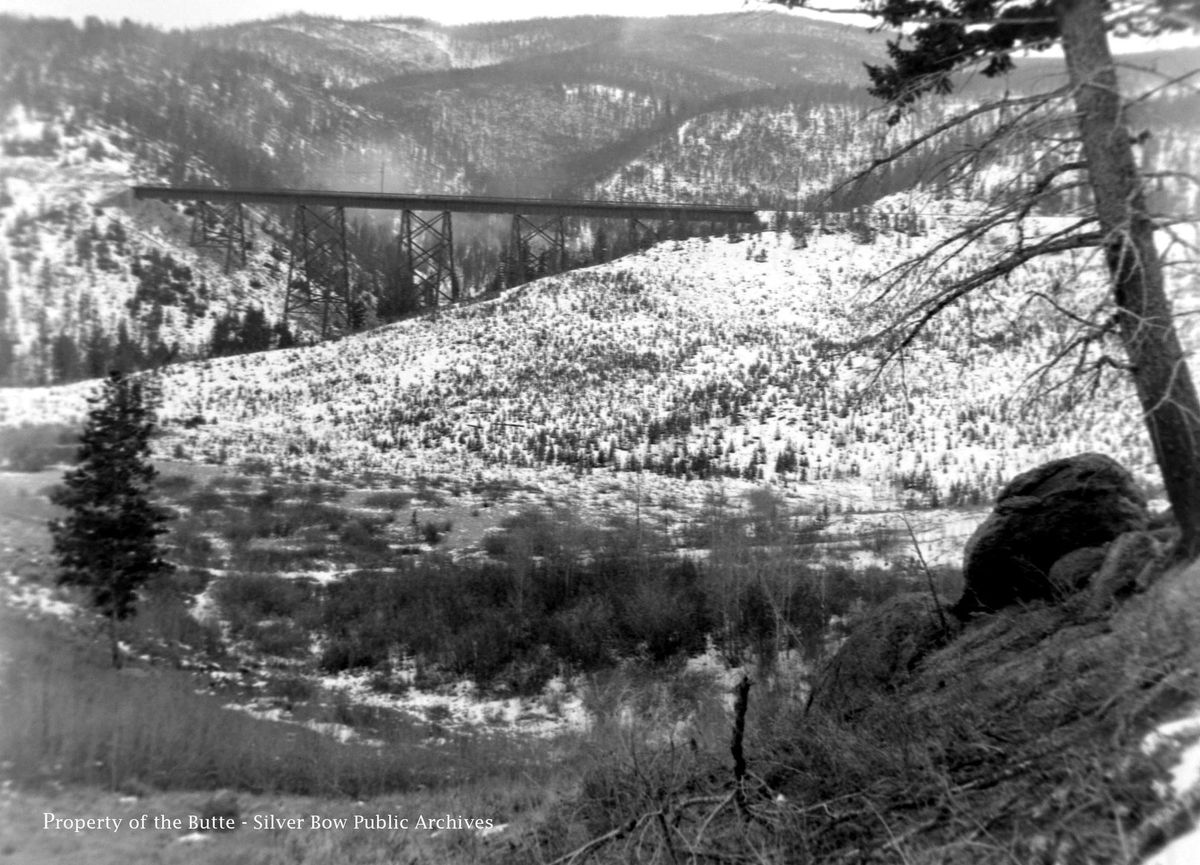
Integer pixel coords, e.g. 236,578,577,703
84,325,112,378
50,332,81,383
346,296,368,332
49,372,172,667
240,306,273,351
274,320,297,349
210,311,240,356
112,320,141,372
0,328,13,384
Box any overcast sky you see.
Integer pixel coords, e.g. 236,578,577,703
0,0,759,28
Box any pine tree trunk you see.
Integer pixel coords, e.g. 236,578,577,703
1057,0,1200,560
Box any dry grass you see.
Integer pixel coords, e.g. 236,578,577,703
0,611,566,801
517,557,1200,864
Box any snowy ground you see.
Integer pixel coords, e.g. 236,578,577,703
1143,706,1200,864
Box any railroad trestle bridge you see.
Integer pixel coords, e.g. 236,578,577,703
131,186,761,339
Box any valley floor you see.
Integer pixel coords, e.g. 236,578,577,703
5,458,1199,865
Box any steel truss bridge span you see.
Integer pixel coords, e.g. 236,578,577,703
131,185,762,338
131,186,760,222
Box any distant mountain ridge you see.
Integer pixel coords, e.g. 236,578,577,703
1,11,1196,392
202,12,885,91
0,11,885,199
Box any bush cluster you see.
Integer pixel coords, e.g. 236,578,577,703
316,550,710,692
191,494,957,695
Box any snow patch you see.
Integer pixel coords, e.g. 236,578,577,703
1142,703,1200,864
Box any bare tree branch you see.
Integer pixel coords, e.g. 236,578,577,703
872,231,1104,362
828,88,1074,202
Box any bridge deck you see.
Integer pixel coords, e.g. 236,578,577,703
131,186,760,223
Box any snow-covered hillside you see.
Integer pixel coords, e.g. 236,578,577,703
1,216,1177,523
0,108,298,383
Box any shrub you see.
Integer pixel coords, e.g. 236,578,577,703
549,596,615,669
130,588,223,662
301,482,347,501
211,574,315,632
856,564,904,607
156,473,195,495
363,490,412,509
267,674,315,704
239,457,273,476
422,519,452,545
185,488,228,511
498,645,559,695
339,518,390,557
283,500,349,532
619,579,709,663
496,507,558,556
443,610,520,683
165,566,213,596
319,631,392,672
246,620,311,658
726,579,779,664
314,571,412,671
369,670,409,696
482,528,508,556
784,578,834,661
318,571,399,627
169,517,214,567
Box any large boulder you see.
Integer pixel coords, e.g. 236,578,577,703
953,453,1148,618
807,592,952,721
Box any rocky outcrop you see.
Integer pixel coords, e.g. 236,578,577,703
953,453,1148,618
807,593,952,720
808,454,1158,724
1048,546,1108,597
1086,530,1170,616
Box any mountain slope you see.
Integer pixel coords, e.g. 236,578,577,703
0,11,888,204
0,11,892,383
2,219,1173,523
0,108,307,384
2,13,1195,395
